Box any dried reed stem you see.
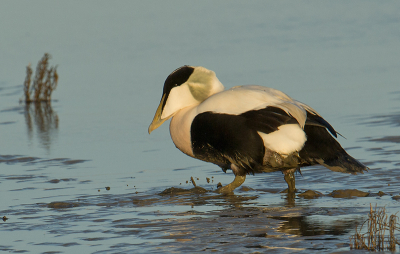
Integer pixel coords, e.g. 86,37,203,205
350,204,400,251
23,53,58,103
24,64,33,102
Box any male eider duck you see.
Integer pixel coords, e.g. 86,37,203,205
148,66,367,193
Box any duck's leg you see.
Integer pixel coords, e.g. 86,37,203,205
283,168,297,193
216,175,246,193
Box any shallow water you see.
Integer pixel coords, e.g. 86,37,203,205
1,1,400,253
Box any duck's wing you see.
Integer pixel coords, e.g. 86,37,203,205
191,86,312,174
191,85,366,175
296,101,338,138
197,85,308,128
190,106,300,175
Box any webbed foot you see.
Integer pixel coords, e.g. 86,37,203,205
216,175,246,194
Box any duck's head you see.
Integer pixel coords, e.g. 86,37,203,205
148,66,224,134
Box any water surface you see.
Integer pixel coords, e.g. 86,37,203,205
1,1,400,253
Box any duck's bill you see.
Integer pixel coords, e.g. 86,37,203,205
148,94,168,134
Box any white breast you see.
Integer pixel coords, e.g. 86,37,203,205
169,106,197,157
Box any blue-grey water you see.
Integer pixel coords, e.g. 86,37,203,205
1,1,400,253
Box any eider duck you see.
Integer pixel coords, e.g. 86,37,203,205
148,66,367,193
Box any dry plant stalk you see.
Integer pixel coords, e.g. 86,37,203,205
23,64,33,102
23,53,58,103
350,204,400,251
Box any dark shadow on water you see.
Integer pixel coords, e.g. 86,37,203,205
24,101,58,152
361,111,400,128
366,136,400,144
358,109,400,159
270,215,359,237
0,154,87,168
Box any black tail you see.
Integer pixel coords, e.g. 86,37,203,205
300,125,367,174
317,151,367,174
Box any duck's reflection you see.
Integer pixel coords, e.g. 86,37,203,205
24,101,58,152
271,215,360,236
112,189,363,245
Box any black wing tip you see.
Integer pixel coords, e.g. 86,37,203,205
316,116,338,138
305,111,339,138
318,155,368,175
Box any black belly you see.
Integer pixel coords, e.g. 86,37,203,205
191,112,264,174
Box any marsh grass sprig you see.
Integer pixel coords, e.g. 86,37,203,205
350,204,400,251
22,53,58,103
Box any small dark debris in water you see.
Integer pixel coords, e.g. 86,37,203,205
378,191,387,197
248,233,268,238
61,178,75,182
240,186,254,192
190,176,197,187
98,189,100,192
48,178,77,184
159,187,189,196
392,195,400,201
47,202,79,209
105,186,110,191
62,242,80,247
217,182,222,188
206,177,210,183
186,180,188,184
298,190,323,199
2,216,8,222
159,187,191,195
328,189,369,198
159,186,208,196
62,159,87,165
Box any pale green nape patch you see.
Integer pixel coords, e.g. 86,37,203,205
187,67,218,102
188,82,212,102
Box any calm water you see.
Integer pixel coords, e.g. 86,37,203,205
1,1,400,253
